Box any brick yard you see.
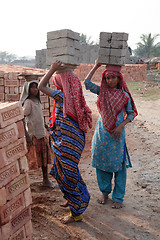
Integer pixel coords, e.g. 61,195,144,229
0,63,160,239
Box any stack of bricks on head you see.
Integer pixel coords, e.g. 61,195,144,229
98,32,128,66
0,102,33,239
46,29,81,68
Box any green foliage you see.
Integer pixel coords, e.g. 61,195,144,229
80,33,95,45
0,51,17,64
134,33,160,59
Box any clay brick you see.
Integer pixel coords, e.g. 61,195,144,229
5,94,20,102
9,226,26,240
11,206,32,234
40,95,49,103
0,102,24,128
112,32,128,41
0,188,7,207
5,173,30,201
98,48,110,56
23,188,32,207
46,53,79,66
1,221,11,240
1,207,31,238
0,123,19,148
98,55,110,64
109,56,126,65
0,93,4,101
47,46,76,56
0,137,27,170
24,220,33,238
110,48,127,57
0,193,25,225
111,40,127,49
0,86,4,93
0,77,4,85
0,161,20,188
42,109,49,117
47,29,80,41
16,120,25,139
18,156,29,173
4,80,19,87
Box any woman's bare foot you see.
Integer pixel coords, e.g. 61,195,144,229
61,215,75,224
97,194,108,204
60,201,69,208
43,179,56,188
61,215,83,224
112,202,123,209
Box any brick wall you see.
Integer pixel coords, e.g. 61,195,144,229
0,101,33,240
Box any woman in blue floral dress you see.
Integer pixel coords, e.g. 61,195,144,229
84,60,138,208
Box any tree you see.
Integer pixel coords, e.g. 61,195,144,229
134,33,160,59
0,51,17,64
80,33,95,45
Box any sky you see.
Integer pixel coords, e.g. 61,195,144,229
0,0,159,58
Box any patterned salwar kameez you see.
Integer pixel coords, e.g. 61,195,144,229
84,79,135,203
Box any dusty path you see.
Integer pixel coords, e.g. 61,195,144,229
30,88,160,240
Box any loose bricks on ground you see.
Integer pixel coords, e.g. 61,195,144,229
98,32,129,65
0,101,33,240
46,29,81,66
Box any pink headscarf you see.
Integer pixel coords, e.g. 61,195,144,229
97,65,138,133
50,71,92,133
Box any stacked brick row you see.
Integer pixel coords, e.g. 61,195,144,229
98,32,128,65
0,101,32,239
46,29,81,67
74,63,148,83
0,67,51,125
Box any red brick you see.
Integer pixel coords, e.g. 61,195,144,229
4,86,9,94
9,226,26,240
0,137,27,170
4,80,19,87
42,109,49,117
23,188,32,207
0,193,25,225
9,87,15,94
40,95,49,102
0,86,4,93
0,102,24,128
24,220,33,238
5,173,30,201
18,156,29,173
0,161,20,188
0,123,19,148
11,206,32,234
1,221,11,240
0,93,4,101
5,94,20,102
0,188,7,207
16,120,25,139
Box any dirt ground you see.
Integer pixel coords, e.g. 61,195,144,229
29,85,160,240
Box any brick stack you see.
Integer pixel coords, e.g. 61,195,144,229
46,29,81,67
74,63,148,83
0,101,33,240
98,32,128,65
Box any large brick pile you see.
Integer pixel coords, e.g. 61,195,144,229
0,101,32,239
74,63,148,83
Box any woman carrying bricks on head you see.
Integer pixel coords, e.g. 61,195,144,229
20,80,55,188
84,60,138,209
38,60,92,224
